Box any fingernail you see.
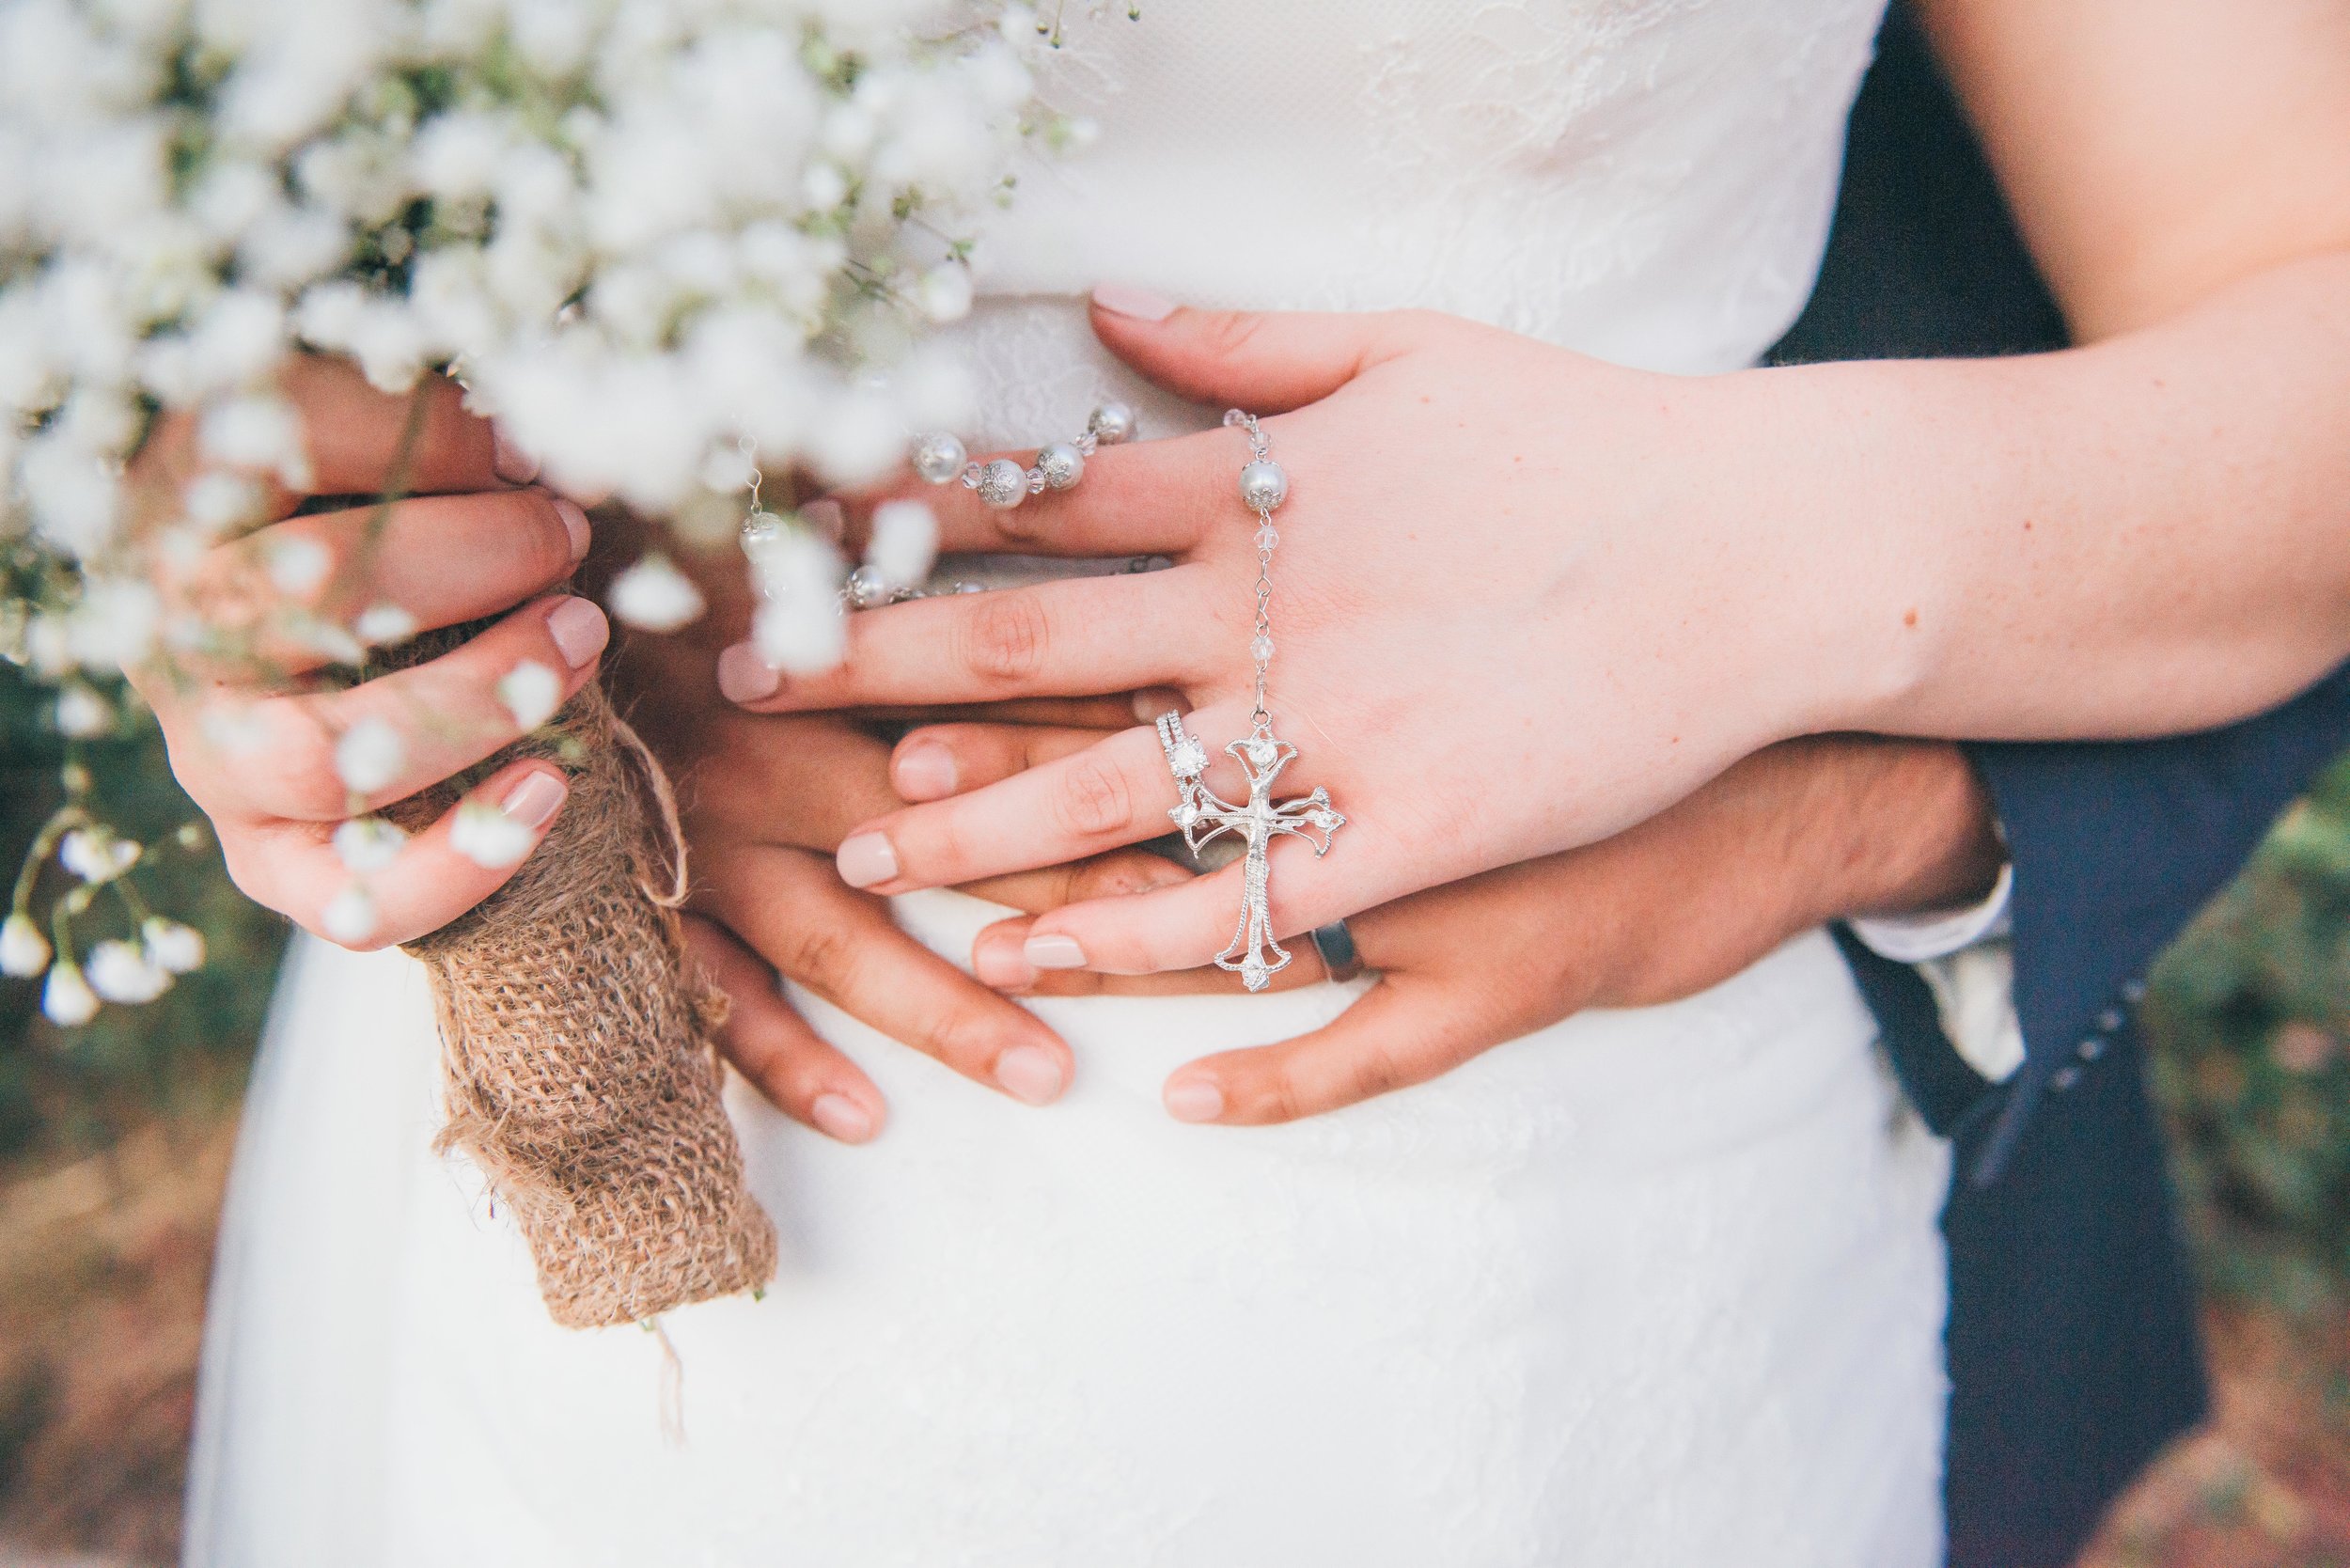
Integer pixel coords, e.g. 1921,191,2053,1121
716,642,781,703
546,596,609,668
801,498,846,541
809,1092,875,1143
894,741,957,801
994,1043,1066,1106
836,831,899,888
552,495,590,561
1164,1077,1225,1123
498,769,568,830
492,424,540,485
973,933,1038,990
1091,283,1177,322
1024,933,1087,970
1131,687,1184,724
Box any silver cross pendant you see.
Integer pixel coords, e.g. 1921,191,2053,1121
1159,715,1345,991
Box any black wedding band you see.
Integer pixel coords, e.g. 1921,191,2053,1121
1308,920,1366,983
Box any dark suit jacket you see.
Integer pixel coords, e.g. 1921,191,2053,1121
1771,9,2350,1564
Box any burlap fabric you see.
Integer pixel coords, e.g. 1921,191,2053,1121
381,619,776,1328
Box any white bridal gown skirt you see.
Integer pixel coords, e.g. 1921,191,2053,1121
187,888,1952,1568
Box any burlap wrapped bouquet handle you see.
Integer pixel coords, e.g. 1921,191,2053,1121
380,614,776,1328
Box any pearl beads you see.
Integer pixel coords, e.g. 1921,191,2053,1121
1035,441,1085,490
973,458,1027,510
1088,400,1136,446
911,431,966,485
1239,459,1288,512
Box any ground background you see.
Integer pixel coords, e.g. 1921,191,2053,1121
3,665,2349,1565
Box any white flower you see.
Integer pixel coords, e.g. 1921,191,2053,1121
916,264,973,324
353,602,417,646
321,885,377,946
334,718,404,794
449,797,535,868
54,683,111,737
331,816,407,872
59,828,138,883
495,659,562,729
182,471,263,534
0,913,52,978
42,962,100,1027
87,937,170,1003
199,393,310,489
264,534,332,596
608,553,706,633
140,917,206,974
867,499,937,590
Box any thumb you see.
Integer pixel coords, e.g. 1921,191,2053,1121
1089,284,1421,414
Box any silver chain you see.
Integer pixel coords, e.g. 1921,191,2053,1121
1225,409,1278,726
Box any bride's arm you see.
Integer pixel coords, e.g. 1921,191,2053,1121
1771,0,2350,741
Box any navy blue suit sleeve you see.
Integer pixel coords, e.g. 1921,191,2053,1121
1961,664,2350,1181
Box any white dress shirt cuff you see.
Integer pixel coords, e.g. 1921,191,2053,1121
1846,861,2013,964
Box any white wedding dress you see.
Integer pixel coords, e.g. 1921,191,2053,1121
187,3,1958,1564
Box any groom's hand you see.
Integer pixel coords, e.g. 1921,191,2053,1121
886,722,2002,1122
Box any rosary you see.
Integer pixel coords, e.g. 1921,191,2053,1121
862,405,1345,993
1155,412,1346,991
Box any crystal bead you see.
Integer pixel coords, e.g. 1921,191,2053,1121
1250,635,1274,663
1254,525,1279,551
1241,957,1269,992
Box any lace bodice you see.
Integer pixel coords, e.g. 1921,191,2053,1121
981,0,1888,374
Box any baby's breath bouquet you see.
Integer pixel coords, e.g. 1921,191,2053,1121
0,0,1112,1324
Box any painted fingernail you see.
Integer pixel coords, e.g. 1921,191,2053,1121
1164,1077,1225,1123
552,495,590,560
498,769,568,830
716,642,781,703
801,497,846,541
994,1043,1067,1106
836,832,899,889
1024,933,1087,970
809,1092,875,1143
894,741,957,801
1090,283,1177,322
492,424,540,485
547,596,609,668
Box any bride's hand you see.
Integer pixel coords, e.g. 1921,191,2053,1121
883,722,2002,1123
124,356,601,948
727,295,1856,976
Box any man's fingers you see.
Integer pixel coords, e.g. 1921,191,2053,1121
832,431,1222,557
223,758,572,949
682,914,885,1144
1158,975,1498,1125
166,489,588,678
703,845,1077,1107
834,718,1221,895
889,721,1105,803
164,595,608,823
721,569,1214,711
850,693,1176,731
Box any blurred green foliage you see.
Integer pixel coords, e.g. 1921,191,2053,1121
2148,749,2350,1327
0,665,283,1162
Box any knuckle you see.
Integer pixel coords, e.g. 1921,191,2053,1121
957,590,1051,684
1344,1042,1411,1105
1198,310,1264,360
777,918,863,997
1051,756,1134,840
920,1008,998,1072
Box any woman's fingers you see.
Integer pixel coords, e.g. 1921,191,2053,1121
682,914,886,1145
721,569,1213,711
222,758,573,949
132,355,534,524
832,430,1224,557
164,595,608,824
967,907,1325,996
1157,974,1503,1125
699,844,1078,1108
833,718,1214,895
168,488,588,677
